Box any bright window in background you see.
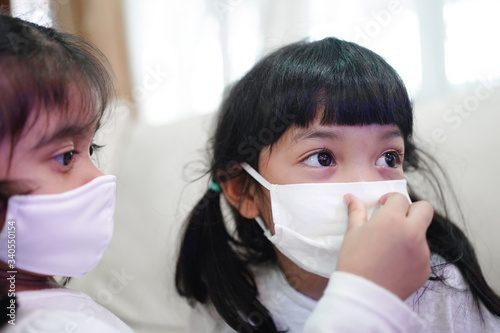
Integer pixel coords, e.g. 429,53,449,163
224,1,261,85
308,0,421,98
122,0,264,125
10,0,53,27
121,0,500,125
10,0,500,125
444,0,500,85
123,0,227,125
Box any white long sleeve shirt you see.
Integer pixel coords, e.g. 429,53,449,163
188,261,500,332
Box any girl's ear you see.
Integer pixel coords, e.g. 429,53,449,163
220,177,260,219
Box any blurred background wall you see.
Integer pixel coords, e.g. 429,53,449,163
6,0,500,332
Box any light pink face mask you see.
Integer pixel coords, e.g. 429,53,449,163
0,175,116,277
241,163,411,278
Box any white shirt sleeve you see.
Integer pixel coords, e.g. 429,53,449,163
1,309,132,333
304,271,426,333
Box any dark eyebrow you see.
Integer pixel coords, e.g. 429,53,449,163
31,124,93,151
380,128,403,140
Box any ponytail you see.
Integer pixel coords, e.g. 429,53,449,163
175,185,282,332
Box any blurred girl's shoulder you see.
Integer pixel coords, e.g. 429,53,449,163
406,255,500,332
4,288,133,333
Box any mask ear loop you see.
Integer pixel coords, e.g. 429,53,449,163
240,162,274,238
240,162,271,190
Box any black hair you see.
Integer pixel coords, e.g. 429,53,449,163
0,14,114,203
175,37,500,332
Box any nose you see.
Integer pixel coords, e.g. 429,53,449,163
80,159,105,187
335,164,385,183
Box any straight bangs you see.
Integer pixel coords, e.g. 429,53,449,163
258,38,413,143
0,15,114,147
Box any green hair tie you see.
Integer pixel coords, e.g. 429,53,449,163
209,182,221,193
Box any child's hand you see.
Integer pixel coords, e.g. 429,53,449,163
336,192,434,300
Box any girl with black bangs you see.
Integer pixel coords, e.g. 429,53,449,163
176,37,500,332
0,15,132,332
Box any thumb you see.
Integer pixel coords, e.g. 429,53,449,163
344,194,367,231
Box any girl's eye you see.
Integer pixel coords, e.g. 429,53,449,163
303,151,335,167
54,151,76,166
376,152,400,168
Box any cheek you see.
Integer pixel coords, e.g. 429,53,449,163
0,142,14,178
379,166,405,181
7,161,67,195
5,148,38,179
0,210,5,232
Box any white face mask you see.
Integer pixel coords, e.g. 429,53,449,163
241,163,411,278
0,175,116,278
